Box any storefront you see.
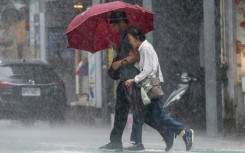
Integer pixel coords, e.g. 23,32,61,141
44,0,118,122
234,0,245,131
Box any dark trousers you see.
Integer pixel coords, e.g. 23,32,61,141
110,81,130,144
131,84,185,144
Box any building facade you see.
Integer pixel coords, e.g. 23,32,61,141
3,0,245,136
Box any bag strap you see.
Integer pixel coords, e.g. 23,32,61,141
156,65,159,78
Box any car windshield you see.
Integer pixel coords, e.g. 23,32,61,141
0,65,58,80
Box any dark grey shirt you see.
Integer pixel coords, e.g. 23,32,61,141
116,28,139,81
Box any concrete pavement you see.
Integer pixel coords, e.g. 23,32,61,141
0,120,245,153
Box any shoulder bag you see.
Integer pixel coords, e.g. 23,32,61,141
140,65,164,100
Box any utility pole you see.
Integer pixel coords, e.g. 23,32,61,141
203,0,222,136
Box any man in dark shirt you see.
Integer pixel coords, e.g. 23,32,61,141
99,11,142,152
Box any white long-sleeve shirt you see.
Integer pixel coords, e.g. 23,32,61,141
134,40,164,83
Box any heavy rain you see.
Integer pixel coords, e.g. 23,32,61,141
0,0,245,153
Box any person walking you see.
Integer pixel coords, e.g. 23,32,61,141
99,11,173,152
124,26,194,152
99,11,143,152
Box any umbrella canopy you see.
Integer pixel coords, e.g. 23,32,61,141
65,1,154,53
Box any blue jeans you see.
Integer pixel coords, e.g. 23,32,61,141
130,83,184,144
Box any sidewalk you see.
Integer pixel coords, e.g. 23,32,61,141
68,121,245,152
62,115,245,152
1,120,245,152
125,125,245,152
65,109,245,152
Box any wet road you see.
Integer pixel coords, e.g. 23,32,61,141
0,120,245,153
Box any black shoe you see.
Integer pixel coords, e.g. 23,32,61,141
99,142,123,152
124,143,145,152
183,129,194,151
164,130,175,152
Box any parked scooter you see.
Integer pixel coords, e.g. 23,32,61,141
163,72,197,109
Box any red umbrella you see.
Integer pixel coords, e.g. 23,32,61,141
65,1,154,53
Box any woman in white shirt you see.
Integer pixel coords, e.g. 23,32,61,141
124,26,194,152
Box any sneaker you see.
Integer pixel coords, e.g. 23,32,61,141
99,142,123,152
183,129,194,151
164,130,175,152
124,143,145,152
